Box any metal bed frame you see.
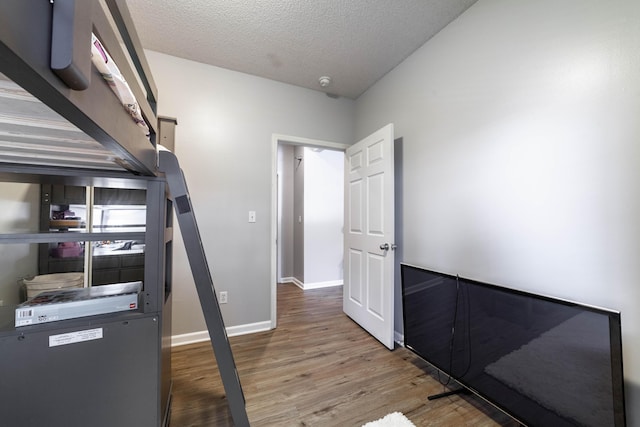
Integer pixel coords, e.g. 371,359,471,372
0,1,248,425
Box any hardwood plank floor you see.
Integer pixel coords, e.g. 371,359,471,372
170,283,519,426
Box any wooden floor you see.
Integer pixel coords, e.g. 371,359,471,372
170,283,519,426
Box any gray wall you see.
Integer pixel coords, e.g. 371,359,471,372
0,183,39,305
355,0,639,423
277,145,295,281
293,145,305,282
146,51,354,334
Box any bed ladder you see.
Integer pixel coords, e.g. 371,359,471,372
159,147,250,427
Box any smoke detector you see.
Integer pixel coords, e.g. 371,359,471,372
318,76,332,87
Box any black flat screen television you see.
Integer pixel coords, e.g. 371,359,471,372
401,263,626,427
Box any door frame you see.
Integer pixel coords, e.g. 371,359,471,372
270,134,350,328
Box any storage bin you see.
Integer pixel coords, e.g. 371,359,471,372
22,273,84,299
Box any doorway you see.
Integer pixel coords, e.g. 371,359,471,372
270,134,349,328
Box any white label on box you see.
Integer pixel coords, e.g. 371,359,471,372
16,308,33,319
49,328,104,347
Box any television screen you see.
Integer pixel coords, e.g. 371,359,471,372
401,263,626,427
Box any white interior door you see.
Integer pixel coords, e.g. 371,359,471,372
343,124,395,349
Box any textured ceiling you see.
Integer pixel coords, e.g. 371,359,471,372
126,0,478,99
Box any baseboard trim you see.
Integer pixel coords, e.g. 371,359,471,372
288,277,343,290
227,320,272,337
394,331,404,347
171,330,210,347
304,279,343,290
171,320,273,347
290,277,304,289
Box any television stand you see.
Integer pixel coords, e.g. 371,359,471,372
428,387,471,400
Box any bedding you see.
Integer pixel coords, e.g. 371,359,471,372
91,34,149,137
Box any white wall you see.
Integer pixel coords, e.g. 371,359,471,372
303,147,344,285
146,51,354,336
355,0,639,422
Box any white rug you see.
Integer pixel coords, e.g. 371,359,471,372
362,412,416,427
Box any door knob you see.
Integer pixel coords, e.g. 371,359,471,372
380,243,396,251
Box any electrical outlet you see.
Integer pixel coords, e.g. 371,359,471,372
219,291,228,304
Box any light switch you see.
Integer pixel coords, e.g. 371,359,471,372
249,211,256,223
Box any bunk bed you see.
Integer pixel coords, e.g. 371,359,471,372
0,3,250,426
0,1,169,426
0,0,158,176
